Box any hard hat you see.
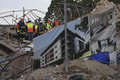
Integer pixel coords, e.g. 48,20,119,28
28,18,31,22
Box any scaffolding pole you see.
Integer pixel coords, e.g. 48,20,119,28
64,0,69,74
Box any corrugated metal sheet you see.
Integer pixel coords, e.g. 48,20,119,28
33,18,85,59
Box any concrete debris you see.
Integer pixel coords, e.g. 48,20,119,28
18,59,120,80
92,0,114,13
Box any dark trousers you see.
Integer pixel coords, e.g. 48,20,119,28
27,32,33,41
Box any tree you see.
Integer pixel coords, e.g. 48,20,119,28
45,0,101,21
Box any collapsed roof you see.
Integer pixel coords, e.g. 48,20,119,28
33,18,90,59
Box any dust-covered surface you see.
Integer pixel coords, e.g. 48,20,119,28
18,59,120,80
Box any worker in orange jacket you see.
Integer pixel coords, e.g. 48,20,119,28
26,20,34,41
55,19,59,27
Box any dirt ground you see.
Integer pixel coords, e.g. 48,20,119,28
17,59,120,80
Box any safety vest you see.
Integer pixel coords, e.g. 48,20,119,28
42,21,45,25
35,25,38,33
27,22,34,32
55,20,59,27
46,23,50,30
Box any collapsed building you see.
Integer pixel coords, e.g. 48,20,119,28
89,5,116,54
33,18,90,68
33,3,117,68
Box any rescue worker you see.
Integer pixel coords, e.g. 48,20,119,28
26,20,34,41
55,19,59,27
17,18,26,40
39,22,45,35
46,22,51,31
42,20,47,32
42,20,46,26
16,23,20,39
34,20,39,37
50,18,55,28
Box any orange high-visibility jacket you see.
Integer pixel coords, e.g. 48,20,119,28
55,20,59,27
16,24,20,32
27,22,34,32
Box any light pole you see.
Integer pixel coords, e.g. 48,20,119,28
23,7,25,19
64,0,68,73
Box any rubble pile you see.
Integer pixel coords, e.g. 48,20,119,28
91,0,114,13
18,59,120,80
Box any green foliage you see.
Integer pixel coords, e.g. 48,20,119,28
45,0,101,21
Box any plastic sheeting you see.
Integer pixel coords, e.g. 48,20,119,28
90,52,110,64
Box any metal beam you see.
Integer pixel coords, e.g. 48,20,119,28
0,9,46,15
27,13,35,21
2,17,11,25
8,64,23,71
